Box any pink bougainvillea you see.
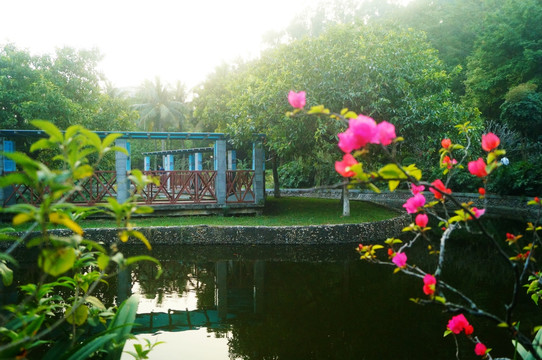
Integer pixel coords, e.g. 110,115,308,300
415,213,429,228
410,184,425,195
447,314,473,335
375,121,397,146
468,158,488,177
481,133,500,152
442,155,457,169
335,153,358,177
392,252,407,268
471,207,485,219
423,274,436,296
474,342,487,356
403,193,426,214
288,90,306,109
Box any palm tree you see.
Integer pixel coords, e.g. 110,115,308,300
132,77,187,133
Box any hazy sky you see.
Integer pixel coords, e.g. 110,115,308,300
0,0,313,90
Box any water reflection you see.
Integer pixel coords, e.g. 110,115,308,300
116,243,537,360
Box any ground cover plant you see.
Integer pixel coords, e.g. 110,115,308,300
0,197,398,231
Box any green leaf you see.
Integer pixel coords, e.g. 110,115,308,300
388,180,400,192
0,261,13,286
64,333,117,360
38,247,76,277
85,296,106,310
31,120,64,142
378,163,405,180
97,254,109,271
66,304,88,326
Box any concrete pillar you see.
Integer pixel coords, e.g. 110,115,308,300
1,139,16,205
165,154,174,171
144,156,150,171
214,140,227,205
189,154,195,171
252,141,265,204
195,152,202,171
227,150,236,170
115,139,130,203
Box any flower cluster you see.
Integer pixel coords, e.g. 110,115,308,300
423,274,436,296
446,314,488,357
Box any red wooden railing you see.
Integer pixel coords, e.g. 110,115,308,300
226,170,255,203
2,170,256,206
138,170,217,204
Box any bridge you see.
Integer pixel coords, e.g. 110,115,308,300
0,130,266,215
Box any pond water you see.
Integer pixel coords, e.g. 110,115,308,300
113,238,537,360
3,222,539,360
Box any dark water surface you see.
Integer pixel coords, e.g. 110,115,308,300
4,228,539,360
113,239,537,360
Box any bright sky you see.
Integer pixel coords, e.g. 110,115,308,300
0,0,313,91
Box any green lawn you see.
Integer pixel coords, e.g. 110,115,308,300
2,197,399,231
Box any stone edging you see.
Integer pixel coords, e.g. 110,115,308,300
10,213,408,246
271,188,537,221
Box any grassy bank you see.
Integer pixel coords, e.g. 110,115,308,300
2,197,399,231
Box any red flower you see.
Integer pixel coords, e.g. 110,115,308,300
441,138,452,149
442,155,458,169
447,314,473,335
335,154,358,177
468,158,488,177
415,213,429,228
423,274,436,296
474,342,487,356
430,179,452,200
481,133,500,152
478,187,486,196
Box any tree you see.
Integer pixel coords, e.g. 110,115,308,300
464,0,542,120
132,77,188,133
193,23,481,195
0,44,133,132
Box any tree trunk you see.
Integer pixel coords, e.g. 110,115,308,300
272,154,281,198
342,185,350,217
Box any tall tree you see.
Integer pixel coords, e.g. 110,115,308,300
464,0,542,120
132,77,187,132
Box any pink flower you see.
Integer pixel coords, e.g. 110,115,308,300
423,274,436,295
447,314,472,335
392,252,407,268
338,129,362,153
349,115,379,146
410,184,425,195
288,90,306,109
442,155,457,169
335,154,358,177
441,138,452,149
471,207,485,219
468,158,488,177
415,213,429,228
474,342,487,356
403,193,426,214
481,133,500,152
375,121,396,146
430,179,452,200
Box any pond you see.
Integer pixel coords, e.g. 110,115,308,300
3,221,538,360
113,237,537,360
